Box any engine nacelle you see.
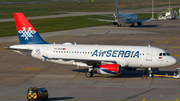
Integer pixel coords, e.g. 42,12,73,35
96,64,121,75
137,22,143,26
113,22,118,25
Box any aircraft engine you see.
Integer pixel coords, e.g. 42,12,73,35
137,22,143,26
113,22,118,25
95,64,121,75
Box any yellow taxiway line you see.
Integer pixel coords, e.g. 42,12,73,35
168,38,180,39
156,41,169,43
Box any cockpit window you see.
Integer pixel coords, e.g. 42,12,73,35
159,53,162,56
159,53,170,56
163,53,166,56
166,53,170,56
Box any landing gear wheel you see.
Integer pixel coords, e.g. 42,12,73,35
85,71,93,77
130,23,134,27
118,24,121,27
148,68,154,77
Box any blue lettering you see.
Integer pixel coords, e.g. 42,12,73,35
133,51,139,58
112,50,118,57
130,51,134,57
106,50,112,57
99,50,102,57
92,50,139,58
118,51,124,57
92,50,98,57
124,51,131,57
101,51,106,57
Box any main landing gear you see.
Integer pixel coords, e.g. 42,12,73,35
142,68,154,79
130,23,134,27
148,67,154,77
118,24,121,27
85,67,94,77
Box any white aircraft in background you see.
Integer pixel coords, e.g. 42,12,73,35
89,0,149,27
10,13,177,78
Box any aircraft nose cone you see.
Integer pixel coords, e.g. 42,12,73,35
170,57,177,66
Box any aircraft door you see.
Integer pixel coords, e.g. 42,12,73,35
146,49,152,61
42,46,48,57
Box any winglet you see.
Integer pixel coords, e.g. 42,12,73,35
13,13,49,44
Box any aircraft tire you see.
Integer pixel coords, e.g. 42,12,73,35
118,24,121,27
85,71,93,77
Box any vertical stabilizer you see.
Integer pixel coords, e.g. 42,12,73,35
13,13,48,44
116,0,121,15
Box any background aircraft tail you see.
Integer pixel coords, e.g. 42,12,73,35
13,13,48,44
116,0,121,16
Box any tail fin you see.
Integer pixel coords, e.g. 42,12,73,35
13,13,48,44
116,0,121,15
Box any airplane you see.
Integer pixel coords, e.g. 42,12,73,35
9,13,177,78
89,0,149,27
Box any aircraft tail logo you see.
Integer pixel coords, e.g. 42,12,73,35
13,13,48,44
18,27,36,40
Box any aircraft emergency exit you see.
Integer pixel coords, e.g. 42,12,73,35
10,13,177,77
89,0,149,27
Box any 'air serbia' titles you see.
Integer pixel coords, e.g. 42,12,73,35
92,50,139,58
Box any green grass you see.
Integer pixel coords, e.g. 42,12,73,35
0,0,180,18
0,0,49,2
0,12,65,19
0,13,152,37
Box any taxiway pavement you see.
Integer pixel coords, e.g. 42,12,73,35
0,19,180,101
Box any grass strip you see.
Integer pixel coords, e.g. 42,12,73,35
0,0,179,18
0,13,155,37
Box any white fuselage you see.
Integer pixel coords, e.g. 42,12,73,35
10,43,177,68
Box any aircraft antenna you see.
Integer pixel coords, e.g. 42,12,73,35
74,42,77,45
148,44,151,47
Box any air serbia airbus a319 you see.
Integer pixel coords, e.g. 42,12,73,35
89,0,149,27
10,13,177,78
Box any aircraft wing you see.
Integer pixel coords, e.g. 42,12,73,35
98,14,115,18
43,55,117,66
88,18,117,23
129,19,150,23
